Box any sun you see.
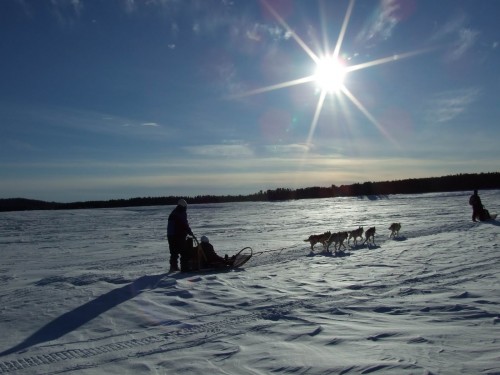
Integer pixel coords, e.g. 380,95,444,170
314,56,346,93
230,0,430,147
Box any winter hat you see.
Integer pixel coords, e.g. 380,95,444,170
177,199,187,207
200,235,209,243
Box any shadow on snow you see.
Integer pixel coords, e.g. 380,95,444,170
479,219,500,227
307,251,351,258
0,273,169,357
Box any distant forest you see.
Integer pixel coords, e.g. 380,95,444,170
1,172,499,212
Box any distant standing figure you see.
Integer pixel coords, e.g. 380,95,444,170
469,190,487,222
167,199,194,272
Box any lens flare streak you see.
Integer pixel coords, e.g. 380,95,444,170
307,89,327,148
341,86,398,146
332,0,355,60
261,0,320,64
346,48,434,73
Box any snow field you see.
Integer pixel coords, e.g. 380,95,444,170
0,190,499,374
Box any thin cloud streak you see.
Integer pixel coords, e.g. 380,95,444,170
448,28,479,61
2,157,497,200
430,11,479,62
426,88,481,124
356,0,401,45
1,155,493,177
184,144,254,157
3,161,498,202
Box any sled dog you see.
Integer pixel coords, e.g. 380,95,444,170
363,227,376,245
388,223,401,238
304,231,331,251
327,231,348,252
348,226,364,246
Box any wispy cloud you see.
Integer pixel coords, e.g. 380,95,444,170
4,105,172,143
215,61,245,96
14,0,34,18
185,144,254,157
246,23,291,42
123,0,135,14
5,139,39,153
4,155,498,201
263,144,309,155
448,28,479,61
430,12,479,62
123,0,178,14
50,0,83,25
356,0,402,45
426,88,481,124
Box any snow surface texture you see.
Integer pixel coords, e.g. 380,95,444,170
0,190,499,375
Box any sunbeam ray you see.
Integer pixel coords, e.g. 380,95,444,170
333,0,355,59
306,90,328,148
229,76,315,99
346,48,434,73
318,1,331,56
341,86,399,147
261,0,320,64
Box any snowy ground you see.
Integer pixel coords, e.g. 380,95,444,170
0,190,499,374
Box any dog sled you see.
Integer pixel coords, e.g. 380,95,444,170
185,237,253,272
479,211,497,221
477,209,497,222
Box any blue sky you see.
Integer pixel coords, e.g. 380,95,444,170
1,0,499,202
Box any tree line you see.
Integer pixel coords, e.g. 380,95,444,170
1,172,499,212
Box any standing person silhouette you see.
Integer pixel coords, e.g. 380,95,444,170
167,199,194,272
469,189,488,221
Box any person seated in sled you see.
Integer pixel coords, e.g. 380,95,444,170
469,189,490,221
199,236,230,268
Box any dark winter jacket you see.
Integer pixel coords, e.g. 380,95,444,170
200,242,225,265
167,205,193,238
469,193,483,210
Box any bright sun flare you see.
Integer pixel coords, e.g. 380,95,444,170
314,56,346,93
232,0,429,148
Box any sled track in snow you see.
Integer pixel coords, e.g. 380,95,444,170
0,298,309,374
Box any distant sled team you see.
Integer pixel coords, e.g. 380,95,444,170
305,223,401,253
303,189,498,255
